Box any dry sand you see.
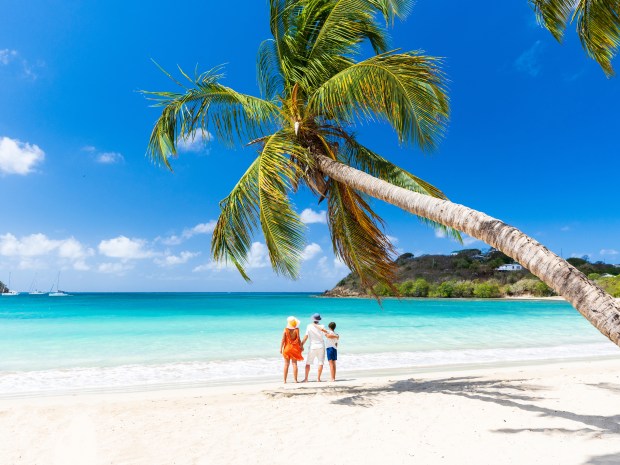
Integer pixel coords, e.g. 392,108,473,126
1,359,620,465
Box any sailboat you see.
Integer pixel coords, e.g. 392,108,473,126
2,272,19,296
28,274,45,295
49,272,70,297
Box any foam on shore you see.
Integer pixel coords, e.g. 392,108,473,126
2,342,617,396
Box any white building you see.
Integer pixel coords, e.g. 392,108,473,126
496,263,523,271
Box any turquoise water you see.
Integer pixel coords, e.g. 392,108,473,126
1,293,618,394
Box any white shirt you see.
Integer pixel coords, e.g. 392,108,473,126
325,330,339,349
305,323,325,349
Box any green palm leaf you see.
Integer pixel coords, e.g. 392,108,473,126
211,157,261,281
212,130,308,280
143,66,280,168
256,132,308,278
308,52,449,150
327,178,398,294
531,0,620,76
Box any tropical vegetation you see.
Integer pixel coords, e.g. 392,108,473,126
143,0,620,346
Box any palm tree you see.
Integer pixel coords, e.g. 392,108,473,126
143,0,620,347
530,0,620,76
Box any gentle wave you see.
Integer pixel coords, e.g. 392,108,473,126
1,342,617,395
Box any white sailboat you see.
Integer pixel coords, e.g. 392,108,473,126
2,272,19,296
28,274,45,295
49,272,70,297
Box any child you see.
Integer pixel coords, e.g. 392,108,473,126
324,321,339,382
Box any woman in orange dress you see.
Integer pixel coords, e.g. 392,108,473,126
280,316,304,383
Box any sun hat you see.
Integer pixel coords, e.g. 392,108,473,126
311,313,322,321
287,316,300,329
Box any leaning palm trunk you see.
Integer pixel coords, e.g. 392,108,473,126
317,155,620,347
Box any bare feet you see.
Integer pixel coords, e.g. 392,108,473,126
301,379,308,383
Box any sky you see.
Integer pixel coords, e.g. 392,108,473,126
0,0,619,292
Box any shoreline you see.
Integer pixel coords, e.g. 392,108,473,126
2,357,619,464
3,350,619,400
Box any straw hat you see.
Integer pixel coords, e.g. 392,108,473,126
287,316,300,329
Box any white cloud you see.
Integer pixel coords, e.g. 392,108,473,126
0,49,18,65
317,255,349,278
247,242,269,269
159,220,218,245
58,237,94,260
600,249,619,256
193,260,235,272
194,242,270,272
435,229,447,239
300,208,327,224
0,233,57,256
183,221,217,238
301,243,322,261
155,251,200,267
98,236,154,260
560,226,571,232
462,235,481,246
514,40,544,77
0,136,45,175
0,50,42,80
96,152,124,164
386,235,399,244
83,146,125,165
178,130,213,153
0,233,93,270
98,262,134,274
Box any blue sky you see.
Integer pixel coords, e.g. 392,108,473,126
0,0,618,292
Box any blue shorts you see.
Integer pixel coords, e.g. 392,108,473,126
326,347,337,361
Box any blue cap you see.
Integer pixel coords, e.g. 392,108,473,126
311,313,322,321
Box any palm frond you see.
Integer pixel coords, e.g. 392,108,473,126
327,179,398,294
212,130,308,280
575,0,620,77
142,66,280,168
211,157,261,281
295,0,390,91
257,39,285,99
257,131,308,279
530,0,619,76
336,134,462,242
308,52,449,150
366,0,414,23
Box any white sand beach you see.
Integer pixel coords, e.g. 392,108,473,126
2,358,619,465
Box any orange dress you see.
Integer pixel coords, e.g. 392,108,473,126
282,328,304,361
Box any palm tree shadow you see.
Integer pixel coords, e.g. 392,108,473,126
583,452,620,465
587,383,620,395
265,376,620,436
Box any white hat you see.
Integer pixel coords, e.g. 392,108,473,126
287,316,300,329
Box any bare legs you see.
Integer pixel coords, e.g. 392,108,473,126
303,364,324,382
284,359,300,383
328,360,336,381
292,361,298,382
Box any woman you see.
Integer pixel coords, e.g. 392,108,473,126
280,316,304,383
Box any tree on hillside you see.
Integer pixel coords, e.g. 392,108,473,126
143,0,620,347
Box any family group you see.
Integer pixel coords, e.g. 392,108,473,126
279,313,339,383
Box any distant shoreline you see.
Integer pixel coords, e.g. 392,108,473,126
317,294,568,301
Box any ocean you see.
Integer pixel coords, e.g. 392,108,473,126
1,293,618,395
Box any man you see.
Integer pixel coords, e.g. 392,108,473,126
301,313,326,382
